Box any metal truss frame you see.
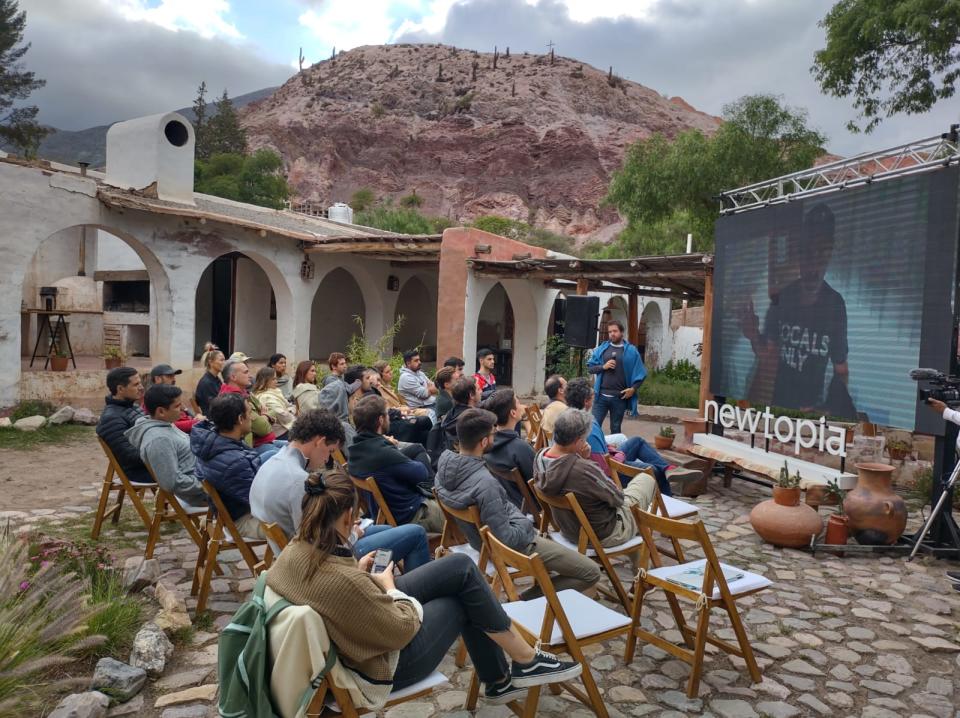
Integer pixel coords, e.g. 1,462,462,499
718,126,960,215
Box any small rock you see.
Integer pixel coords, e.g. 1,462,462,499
159,706,209,718
796,694,830,715
156,668,214,691
129,622,174,677
781,659,823,676
925,675,952,695
155,582,188,614
608,686,647,703
48,691,110,718
153,684,218,708
0,417,11,428
122,557,161,593
106,694,143,716
910,636,960,652
710,699,757,718
91,658,147,703
756,701,800,718
48,405,75,424
73,407,97,425
659,690,702,712
14,415,46,431
154,609,192,633
861,680,904,696
876,654,912,674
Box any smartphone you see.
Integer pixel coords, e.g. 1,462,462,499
371,548,393,575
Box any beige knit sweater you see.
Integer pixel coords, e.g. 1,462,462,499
266,540,422,684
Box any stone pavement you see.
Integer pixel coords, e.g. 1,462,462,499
8,476,960,718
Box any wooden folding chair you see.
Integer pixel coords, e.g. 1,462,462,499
141,464,211,561
608,457,699,519
92,437,157,540
332,448,348,467
472,527,633,718
524,404,542,444
305,669,448,716
527,480,643,613
193,481,269,613
487,466,541,527
349,475,399,526
625,506,772,697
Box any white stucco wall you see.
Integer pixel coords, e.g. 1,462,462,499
671,326,703,368
97,231,145,271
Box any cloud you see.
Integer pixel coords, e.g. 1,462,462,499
394,0,958,156
114,0,243,40
19,0,291,130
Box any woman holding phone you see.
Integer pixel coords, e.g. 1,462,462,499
265,470,582,707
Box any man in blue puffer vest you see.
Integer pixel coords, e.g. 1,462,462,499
587,319,646,434
191,393,265,539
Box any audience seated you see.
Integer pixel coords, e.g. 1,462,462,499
372,361,405,409
443,356,465,380
266,470,582,706
323,352,347,386
441,376,481,448
370,362,433,445
540,374,568,434
191,394,265,538
125,384,207,507
534,408,655,553
96,367,151,483
348,367,380,418
435,408,601,600
348,395,443,532
318,363,361,444
474,348,498,399
220,360,285,461
433,366,456,421
146,364,201,434
250,409,430,570
397,350,438,414
253,367,295,435
481,389,535,509
268,353,293,401
194,348,225,415
292,360,321,413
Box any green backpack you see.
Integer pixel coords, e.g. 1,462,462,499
217,572,338,718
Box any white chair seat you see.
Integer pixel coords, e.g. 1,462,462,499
388,671,449,701
547,530,643,557
119,479,156,489
502,589,632,645
661,495,698,519
449,542,519,575
646,558,772,600
176,496,208,515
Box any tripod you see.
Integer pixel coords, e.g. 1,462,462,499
908,452,960,561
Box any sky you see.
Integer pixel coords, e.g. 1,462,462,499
15,0,959,156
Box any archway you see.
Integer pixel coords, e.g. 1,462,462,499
603,296,629,334
476,282,515,385
393,276,437,359
310,267,366,360
640,301,664,370
194,252,278,360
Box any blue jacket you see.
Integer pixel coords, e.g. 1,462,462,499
190,420,261,520
587,340,647,414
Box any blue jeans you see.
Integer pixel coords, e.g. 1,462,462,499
621,436,672,496
254,439,288,464
354,524,431,572
593,393,628,433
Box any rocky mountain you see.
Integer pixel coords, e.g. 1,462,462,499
242,44,720,242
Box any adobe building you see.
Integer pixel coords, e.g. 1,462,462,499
1,112,702,408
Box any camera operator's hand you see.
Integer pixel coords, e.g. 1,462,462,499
927,398,948,415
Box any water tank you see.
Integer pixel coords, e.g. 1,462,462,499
328,202,354,224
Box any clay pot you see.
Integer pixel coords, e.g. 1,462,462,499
678,417,707,449
750,487,823,548
654,435,674,451
104,357,123,370
844,463,907,545
824,514,849,546
49,356,68,371
804,485,839,510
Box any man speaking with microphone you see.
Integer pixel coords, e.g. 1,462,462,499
587,320,646,434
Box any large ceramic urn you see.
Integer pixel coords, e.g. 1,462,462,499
844,463,907,545
750,486,823,548
678,417,707,449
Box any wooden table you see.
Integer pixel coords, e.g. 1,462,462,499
21,308,102,370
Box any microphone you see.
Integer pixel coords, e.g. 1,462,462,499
910,368,944,381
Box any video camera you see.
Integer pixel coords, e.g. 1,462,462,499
910,368,960,407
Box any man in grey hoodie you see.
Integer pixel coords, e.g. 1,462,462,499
435,408,600,600
125,384,207,508
397,350,437,414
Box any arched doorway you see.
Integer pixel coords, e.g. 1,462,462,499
393,276,436,359
310,267,365,360
640,302,664,370
194,252,278,359
476,282,515,385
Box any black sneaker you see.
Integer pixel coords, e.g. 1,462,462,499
666,467,703,483
511,648,583,688
946,571,960,583
484,677,526,704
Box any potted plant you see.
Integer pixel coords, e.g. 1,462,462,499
823,480,849,549
773,459,801,506
49,347,69,372
103,345,125,370
749,460,823,548
885,437,911,461
654,425,675,450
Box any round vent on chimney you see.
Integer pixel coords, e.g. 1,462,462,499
164,120,189,147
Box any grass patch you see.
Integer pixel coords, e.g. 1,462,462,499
8,400,56,421
169,625,195,648
637,373,700,409
0,424,93,450
85,571,143,659
193,611,215,632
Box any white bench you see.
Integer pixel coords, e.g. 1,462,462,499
690,433,857,491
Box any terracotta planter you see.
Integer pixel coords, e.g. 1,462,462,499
843,463,907,545
824,514,849,546
679,417,707,449
49,356,68,371
750,486,823,548
104,357,123,370
886,446,910,461
654,435,674,451
804,485,836,510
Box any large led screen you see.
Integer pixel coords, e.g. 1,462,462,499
710,165,959,433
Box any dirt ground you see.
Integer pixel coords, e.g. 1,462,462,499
0,432,105,511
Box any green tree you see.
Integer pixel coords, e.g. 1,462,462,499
205,89,247,156
192,81,209,159
471,215,575,254
399,190,423,208
813,0,960,133
354,205,452,234
195,150,289,209
0,0,49,157
350,187,375,211
605,94,825,252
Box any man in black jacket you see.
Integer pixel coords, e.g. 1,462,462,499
482,389,534,509
95,367,150,483
441,376,481,448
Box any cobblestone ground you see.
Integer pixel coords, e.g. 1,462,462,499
6,478,960,718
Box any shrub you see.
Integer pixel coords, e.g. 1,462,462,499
636,373,699,409
345,316,407,389
543,333,587,378
658,359,701,384
399,191,423,209
370,101,385,119
354,206,451,235
471,215,575,254
9,400,55,422
350,188,376,212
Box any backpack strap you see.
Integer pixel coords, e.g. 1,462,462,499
295,643,339,716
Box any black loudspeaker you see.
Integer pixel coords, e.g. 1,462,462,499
563,295,600,348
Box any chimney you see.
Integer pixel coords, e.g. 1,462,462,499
78,161,89,177
104,112,195,204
